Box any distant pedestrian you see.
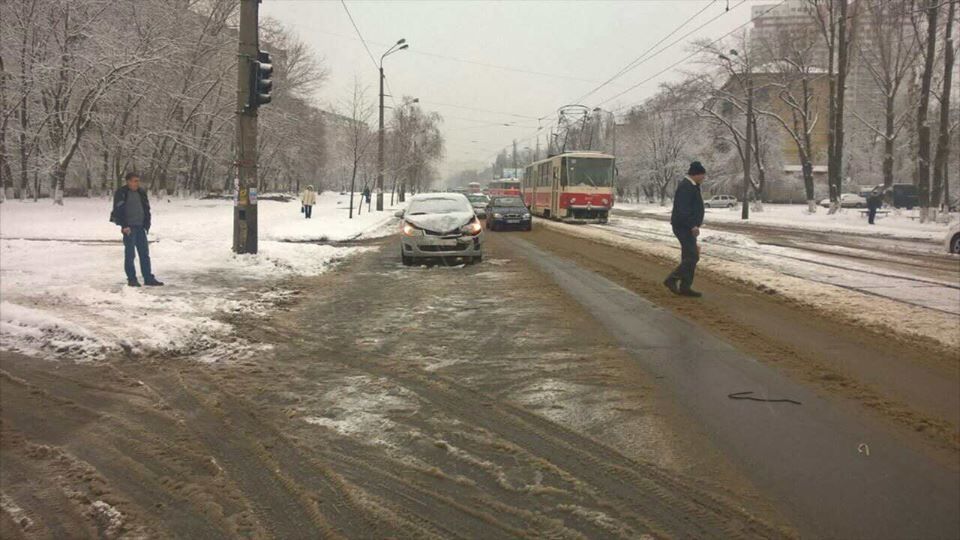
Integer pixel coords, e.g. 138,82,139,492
866,187,883,225
363,186,371,205
663,161,706,297
301,185,317,219
110,173,163,287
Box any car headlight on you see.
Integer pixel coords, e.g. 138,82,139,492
493,213,503,219
522,213,531,219
402,221,423,236
462,219,482,236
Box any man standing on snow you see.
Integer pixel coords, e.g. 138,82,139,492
664,161,706,297
110,172,163,287
301,185,317,218
866,187,883,225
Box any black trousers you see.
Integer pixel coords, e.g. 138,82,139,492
867,207,877,224
667,225,699,289
304,204,313,218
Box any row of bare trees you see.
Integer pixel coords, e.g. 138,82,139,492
0,0,329,203
327,80,445,218
588,0,957,220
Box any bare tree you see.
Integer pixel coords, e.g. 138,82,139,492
807,0,859,214
914,0,941,221
340,79,374,219
930,0,957,217
854,0,919,191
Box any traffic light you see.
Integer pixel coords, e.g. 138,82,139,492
248,50,273,109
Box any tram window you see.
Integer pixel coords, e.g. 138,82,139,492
568,159,613,187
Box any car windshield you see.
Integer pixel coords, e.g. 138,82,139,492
491,197,525,207
566,158,613,187
466,194,489,204
406,197,470,215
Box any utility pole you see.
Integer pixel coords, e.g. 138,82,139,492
742,71,753,220
376,66,385,211
376,39,408,211
233,0,259,254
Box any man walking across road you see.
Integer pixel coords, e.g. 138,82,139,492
110,173,163,287
664,161,706,297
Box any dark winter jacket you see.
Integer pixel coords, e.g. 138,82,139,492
867,193,883,210
670,177,704,230
110,186,152,231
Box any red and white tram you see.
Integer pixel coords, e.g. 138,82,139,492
521,151,614,222
487,179,521,197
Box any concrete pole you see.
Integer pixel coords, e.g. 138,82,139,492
376,66,385,211
742,72,753,220
233,0,258,253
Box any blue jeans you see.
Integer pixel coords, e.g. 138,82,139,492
123,226,153,281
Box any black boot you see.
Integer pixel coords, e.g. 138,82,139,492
678,287,702,297
128,279,141,287
663,277,679,294
144,277,164,286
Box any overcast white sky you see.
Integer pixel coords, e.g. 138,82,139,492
261,0,764,176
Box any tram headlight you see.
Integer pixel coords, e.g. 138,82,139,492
402,221,423,236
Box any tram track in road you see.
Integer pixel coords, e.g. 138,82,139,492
586,220,960,316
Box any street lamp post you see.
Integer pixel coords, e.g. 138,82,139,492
377,39,408,211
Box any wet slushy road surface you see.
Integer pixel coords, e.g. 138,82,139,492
1,230,957,539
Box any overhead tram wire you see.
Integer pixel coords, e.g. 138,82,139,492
595,0,788,110
340,0,378,70
573,0,722,105
418,100,542,121
479,0,739,162
340,0,401,110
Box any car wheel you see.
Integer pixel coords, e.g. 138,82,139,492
525,222,533,231
473,255,483,264
402,254,414,266
704,203,711,209
951,234,960,254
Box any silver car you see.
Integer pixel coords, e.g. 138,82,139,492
466,193,490,218
396,193,484,265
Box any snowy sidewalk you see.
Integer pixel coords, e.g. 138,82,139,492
0,193,398,361
616,202,955,242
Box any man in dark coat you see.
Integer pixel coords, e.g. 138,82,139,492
110,173,163,287
664,161,706,297
866,187,883,225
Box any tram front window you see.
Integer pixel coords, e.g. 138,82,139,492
566,159,613,187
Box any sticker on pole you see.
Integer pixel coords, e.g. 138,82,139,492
233,177,240,206
249,188,258,205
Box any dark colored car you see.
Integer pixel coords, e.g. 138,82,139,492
873,183,918,209
486,196,532,231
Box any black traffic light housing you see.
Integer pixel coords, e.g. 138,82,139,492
248,50,273,109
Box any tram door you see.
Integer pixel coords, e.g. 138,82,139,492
550,164,560,218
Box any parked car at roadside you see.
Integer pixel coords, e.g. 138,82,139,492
945,221,960,255
466,193,490,218
819,193,867,208
870,183,919,209
704,194,737,208
396,193,484,265
486,196,532,231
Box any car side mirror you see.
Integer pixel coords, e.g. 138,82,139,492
394,210,404,218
